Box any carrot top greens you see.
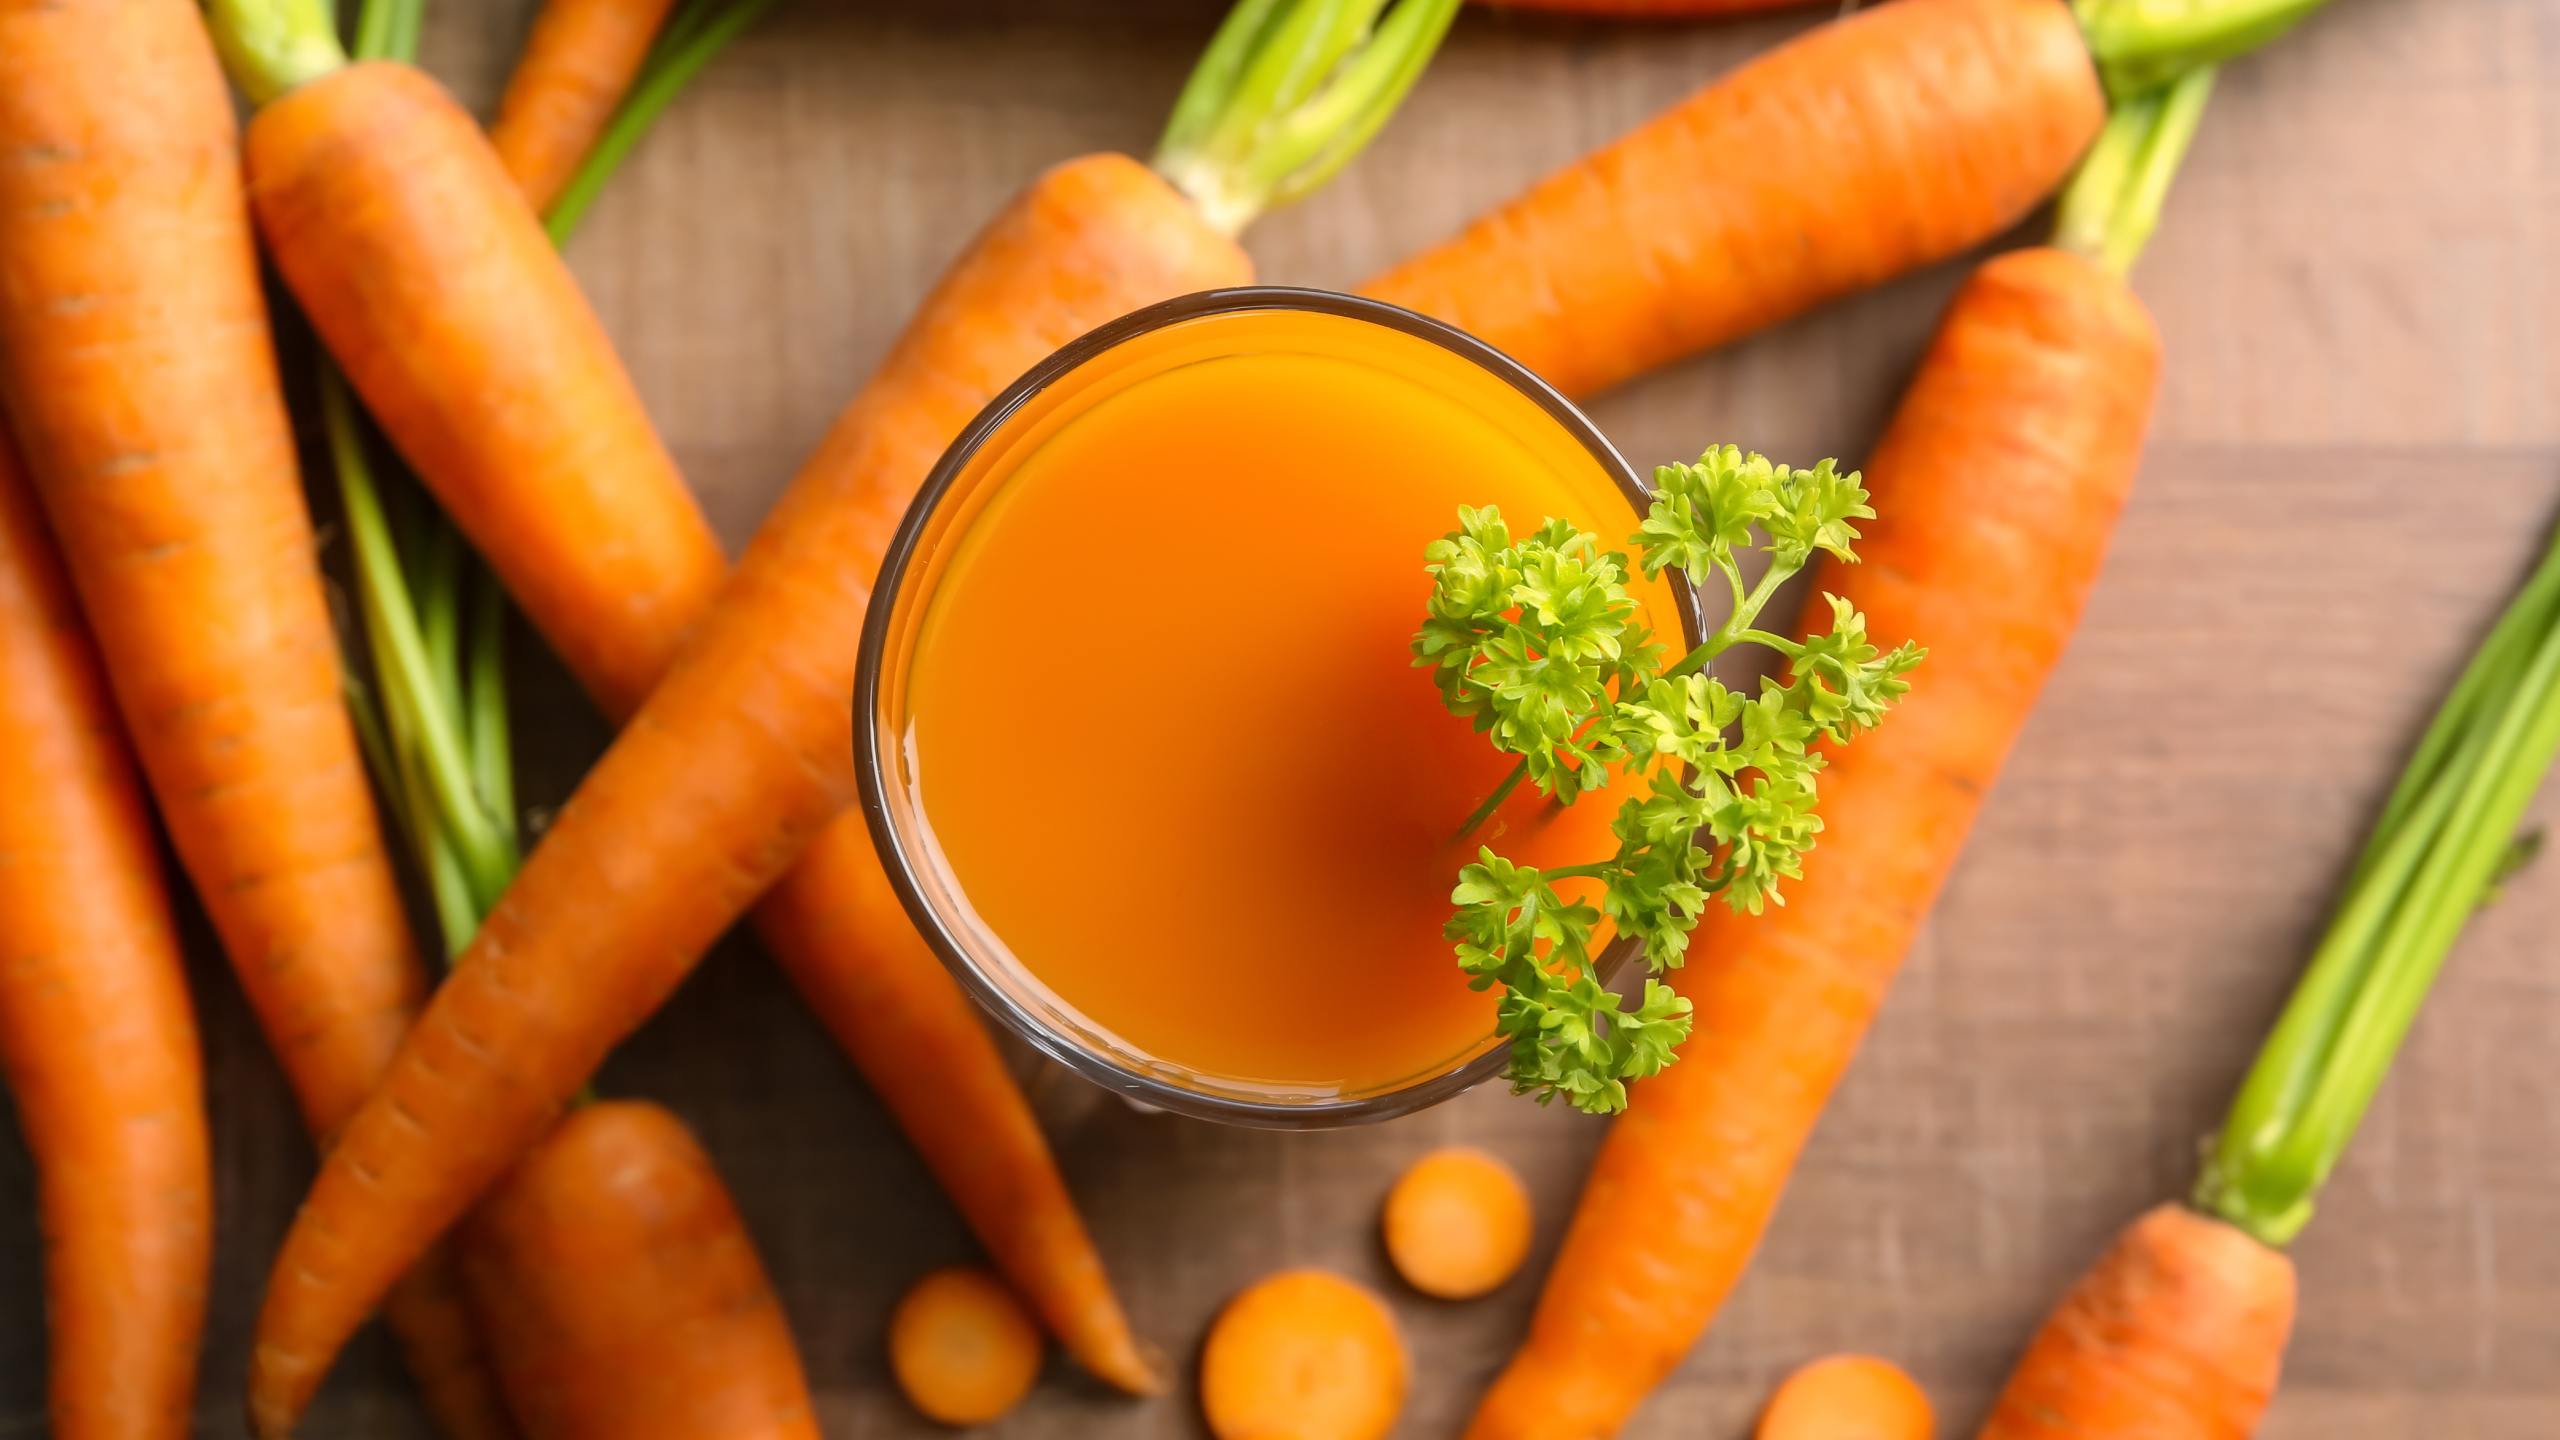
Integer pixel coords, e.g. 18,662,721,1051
2199,525,2560,1248
1156,0,1462,237
1419,449,1923,1113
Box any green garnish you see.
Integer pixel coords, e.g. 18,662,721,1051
1417,447,1924,1114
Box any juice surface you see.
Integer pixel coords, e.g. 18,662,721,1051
899,306,1679,1094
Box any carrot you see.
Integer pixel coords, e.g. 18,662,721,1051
887,1267,1046,1427
1201,1270,1409,1440
245,4,1459,1429
1976,1206,2292,1440
1382,1147,1533,1300
1462,236,2164,1440
454,1102,818,1440
0,4,515,1435
490,0,682,213
1360,0,2105,400
0,429,211,1440
1758,1355,1933,1440
245,58,726,720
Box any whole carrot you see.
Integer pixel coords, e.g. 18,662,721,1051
0,430,212,1440
490,0,682,213
246,3,1459,1430
220,10,727,721
1362,0,2105,399
459,1102,819,1440
0,4,513,1435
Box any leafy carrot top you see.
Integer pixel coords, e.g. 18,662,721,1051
1418,448,1923,1113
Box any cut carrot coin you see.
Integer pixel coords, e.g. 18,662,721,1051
888,1267,1044,1427
1758,1354,1932,1440
1201,1269,1407,1440
1382,1147,1532,1300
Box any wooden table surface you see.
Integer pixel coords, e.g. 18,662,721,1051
5,0,2557,1435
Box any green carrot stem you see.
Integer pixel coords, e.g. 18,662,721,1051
204,0,348,105
2352,547,2560,888
2199,527,2560,1246
1153,0,1460,237
323,367,517,904
465,570,516,831
2053,65,2215,277
544,0,782,243
2075,0,2333,96
419,523,463,704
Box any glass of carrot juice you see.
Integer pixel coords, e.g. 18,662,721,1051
855,288,1698,1127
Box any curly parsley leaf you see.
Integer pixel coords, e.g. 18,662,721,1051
1418,446,1923,1114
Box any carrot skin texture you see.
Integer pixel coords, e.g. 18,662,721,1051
1362,0,2103,399
1466,247,2162,1439
460,1102,819,1440
0,8,516,1437
1977,1205,2295,1440
249,152,1251,1432
246,61,728,720
0,434,212,1440
491,0,683,214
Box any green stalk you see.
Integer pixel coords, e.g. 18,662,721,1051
543,0,781,242
1154,0,1461,236
2198,528,2560,1246
205,0,348,106
2077,0,2334,97
323,369,517,907
465,572,517,829
2053,65,2215,277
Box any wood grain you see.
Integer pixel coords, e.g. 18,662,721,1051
2,0,2555,1435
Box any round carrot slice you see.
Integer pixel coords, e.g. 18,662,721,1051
1200,1269,1407,1440
1757,1353,1933,1440
1382,1146,1533,1299
888,1267,1044,1426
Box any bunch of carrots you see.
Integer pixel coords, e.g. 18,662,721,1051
0,0,2501,1435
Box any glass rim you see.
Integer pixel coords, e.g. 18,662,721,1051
852,285,1703,1129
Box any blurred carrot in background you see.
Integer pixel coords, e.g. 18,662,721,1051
0,431,212,1440
491,0,683,211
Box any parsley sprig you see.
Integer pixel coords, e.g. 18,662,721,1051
1416,447,1925,1113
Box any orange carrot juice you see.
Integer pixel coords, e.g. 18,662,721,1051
872,298,1681,1103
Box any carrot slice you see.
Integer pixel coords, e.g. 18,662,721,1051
888,1267,1046,1427
1201,1270,1407,1440
1759,1355,1933,1440
1382,1148,1532,1300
